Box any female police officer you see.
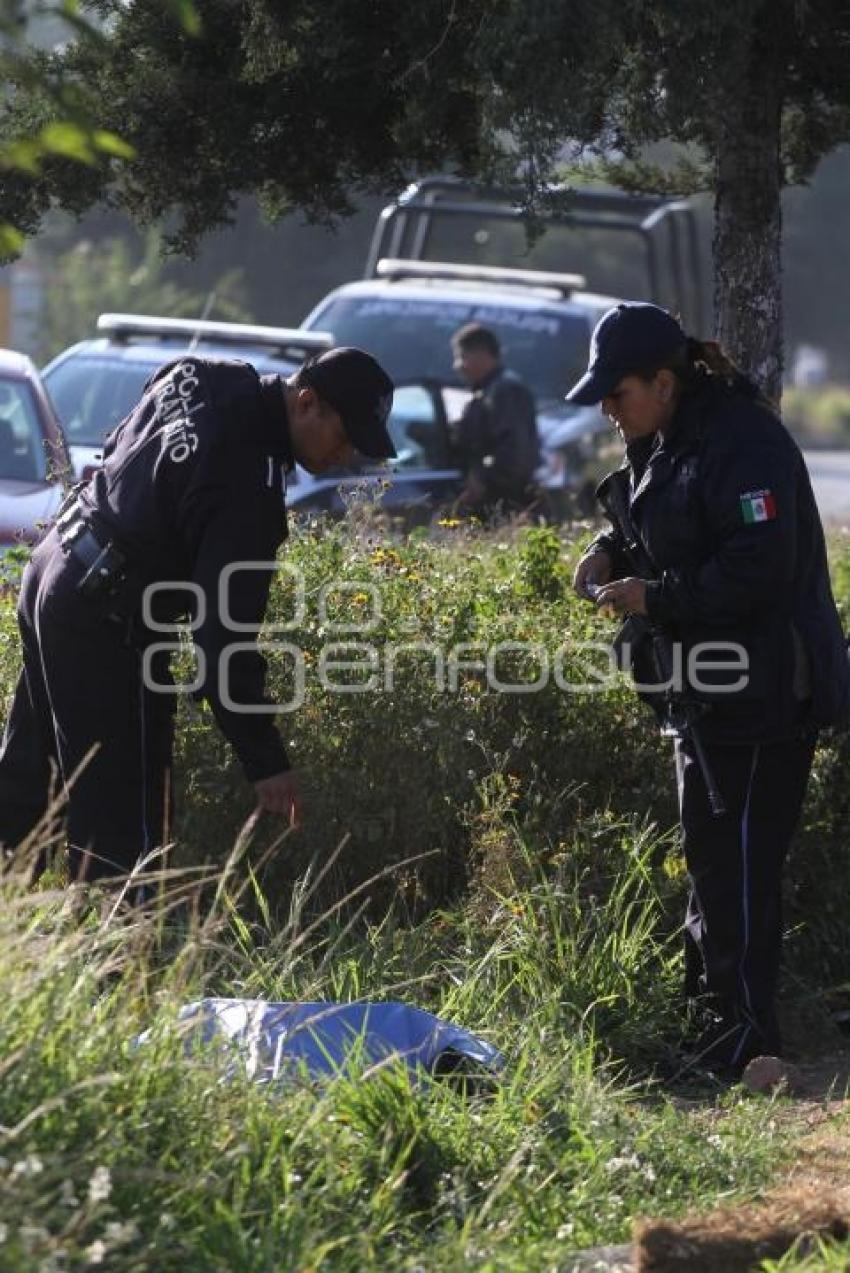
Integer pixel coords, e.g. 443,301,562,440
569,302,850,1076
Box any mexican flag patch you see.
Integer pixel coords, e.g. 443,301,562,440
740,489,777,524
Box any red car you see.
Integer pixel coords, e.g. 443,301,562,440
0,347,69,549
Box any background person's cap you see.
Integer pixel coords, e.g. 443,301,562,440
565,303,688,405
301,347,396,459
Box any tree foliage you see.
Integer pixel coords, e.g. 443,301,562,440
2,1,850,385
1,0,492,252
4,1,850,234
499,0,850,185
478,0,850,390
0,1,138,255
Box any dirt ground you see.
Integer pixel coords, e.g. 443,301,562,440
563,1044,850,1273
633,1046,850,1271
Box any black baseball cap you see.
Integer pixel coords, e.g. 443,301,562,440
300,347,396,459
565,303,688,405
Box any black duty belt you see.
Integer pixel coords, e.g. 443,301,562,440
56,501,129,602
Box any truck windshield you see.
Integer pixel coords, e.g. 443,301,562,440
311,295,590,401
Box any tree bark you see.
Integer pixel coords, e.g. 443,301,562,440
713,17,784,401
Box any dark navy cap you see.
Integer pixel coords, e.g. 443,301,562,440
565,303,688,405
301,347,396,459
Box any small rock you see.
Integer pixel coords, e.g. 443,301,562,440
558,1244,633,1272
742,1054,803,1096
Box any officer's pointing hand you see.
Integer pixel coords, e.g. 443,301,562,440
254,770,302,827
593,577,649,618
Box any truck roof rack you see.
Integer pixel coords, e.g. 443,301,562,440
97,314,333,356
365,179,706,333
376,257,586,297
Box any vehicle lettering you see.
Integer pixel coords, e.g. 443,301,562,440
347,297,562,339
352,299,473,324
472,306,561,337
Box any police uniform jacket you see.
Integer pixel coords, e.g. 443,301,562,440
592,374,850,744
76,356,292,781
456,366,540,498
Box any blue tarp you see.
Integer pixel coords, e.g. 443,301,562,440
139,999,503,1084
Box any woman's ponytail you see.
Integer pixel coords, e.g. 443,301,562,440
684,337,771,407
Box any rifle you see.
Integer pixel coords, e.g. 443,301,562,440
590,473,726,818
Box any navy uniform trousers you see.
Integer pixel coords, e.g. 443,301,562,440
676,731,816,1069
0,528,175,882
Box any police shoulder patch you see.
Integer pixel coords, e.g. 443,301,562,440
740,489,777,524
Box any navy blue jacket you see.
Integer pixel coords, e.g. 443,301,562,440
78,356,292,781
592,375,850,743
456,365,540,498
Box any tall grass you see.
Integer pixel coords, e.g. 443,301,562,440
0,819,789,1272
1,516,848,1267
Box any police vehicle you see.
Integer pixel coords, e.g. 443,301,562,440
0,348,69,549
301,179,706,518
302,258,624,517
41,315,473,520
41,314,333,482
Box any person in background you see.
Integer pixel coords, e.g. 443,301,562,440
450,322,542,518
569,302,850,1077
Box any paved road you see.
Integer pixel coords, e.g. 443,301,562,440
804,450,850,524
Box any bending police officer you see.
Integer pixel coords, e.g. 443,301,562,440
0,347,395,885
569,303,850,1076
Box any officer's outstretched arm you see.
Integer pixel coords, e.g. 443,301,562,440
185,447,290,784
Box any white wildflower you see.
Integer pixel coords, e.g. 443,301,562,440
105,1221,138,1246
12,1154,44,1178
87,1165,112,1204
85,1239,107,1265
59,1179,80,1208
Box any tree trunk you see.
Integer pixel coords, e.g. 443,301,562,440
713,19,784,401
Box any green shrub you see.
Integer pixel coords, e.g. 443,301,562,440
1,518,849,990
167,517,675,915
782,385,850,447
